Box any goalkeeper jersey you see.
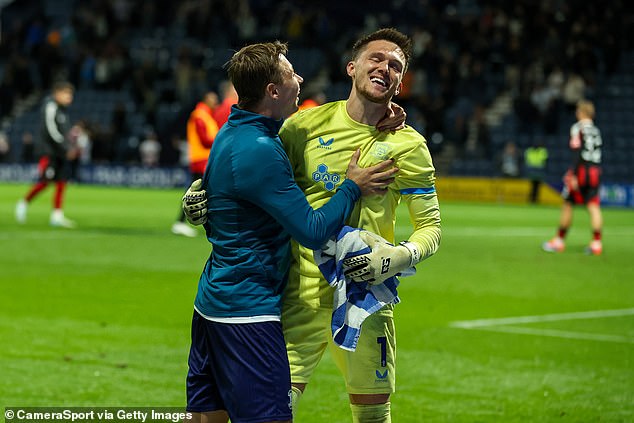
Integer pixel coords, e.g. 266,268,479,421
280,101,441,309
194,106,361,321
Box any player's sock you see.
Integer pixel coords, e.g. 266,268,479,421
25,181,48,201
290,386,303,418
557,227,568,239
54,181,66,209
593,230,601,241
350,402,391,423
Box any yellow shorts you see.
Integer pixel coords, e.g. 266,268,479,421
282,302,396,394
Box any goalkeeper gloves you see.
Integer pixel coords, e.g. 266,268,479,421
182,179,208,225
342,231,421,285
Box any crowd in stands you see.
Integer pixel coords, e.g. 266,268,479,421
0,0,632,174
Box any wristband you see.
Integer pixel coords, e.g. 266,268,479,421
399,241,421,267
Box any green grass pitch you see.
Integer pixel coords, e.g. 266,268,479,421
1,182,633,422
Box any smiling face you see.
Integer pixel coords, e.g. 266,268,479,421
347,39,405,104
273,53,304,119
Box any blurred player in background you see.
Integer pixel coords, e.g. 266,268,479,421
15,81,78,228
211,80,238,128
171,91,219,237
183,41,397,423
524,139,548,203
184,28,441,422
543,99,603,255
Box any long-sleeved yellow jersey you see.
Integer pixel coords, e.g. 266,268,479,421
280,100,441,309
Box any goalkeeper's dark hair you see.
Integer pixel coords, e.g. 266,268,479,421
226,41,289,110
351,28,412,72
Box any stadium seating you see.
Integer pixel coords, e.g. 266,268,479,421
1,0,632,183
468,50,634,184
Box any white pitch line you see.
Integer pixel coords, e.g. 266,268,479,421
441,226,634,237
450,308,634,344
445,227,546,237
477,325,634,344
0,232,101,240
450,308,634,329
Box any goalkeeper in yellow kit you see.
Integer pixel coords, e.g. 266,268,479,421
184,28,441,422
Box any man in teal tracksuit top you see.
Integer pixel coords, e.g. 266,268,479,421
185,41,397,423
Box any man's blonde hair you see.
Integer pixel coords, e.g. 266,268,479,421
576,99,595,119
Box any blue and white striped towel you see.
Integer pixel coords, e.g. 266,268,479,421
313,226,415,351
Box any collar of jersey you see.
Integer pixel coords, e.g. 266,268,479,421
340,101,380,133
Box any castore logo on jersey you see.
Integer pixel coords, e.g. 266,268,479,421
318,136,334,149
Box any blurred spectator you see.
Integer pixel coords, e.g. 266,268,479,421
67,120,91,181
89,123,113,164
0,0,629,177
77,50,97,88
110,101,131,162
69,120,92,164
514,86,539,134
21,131,36,163
546,65,565,100
463,105,492,159
131,59,159,123
562,73,587,112
94,40,129,89
499,141,520,178
3,53,35,104
531,81,560,134
298,90,326,111
36,28,65,90
0,131,10,162
173,45,206,105
138,129,161,167
212,80,238,128
24,15,47,53
0,76,15,119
